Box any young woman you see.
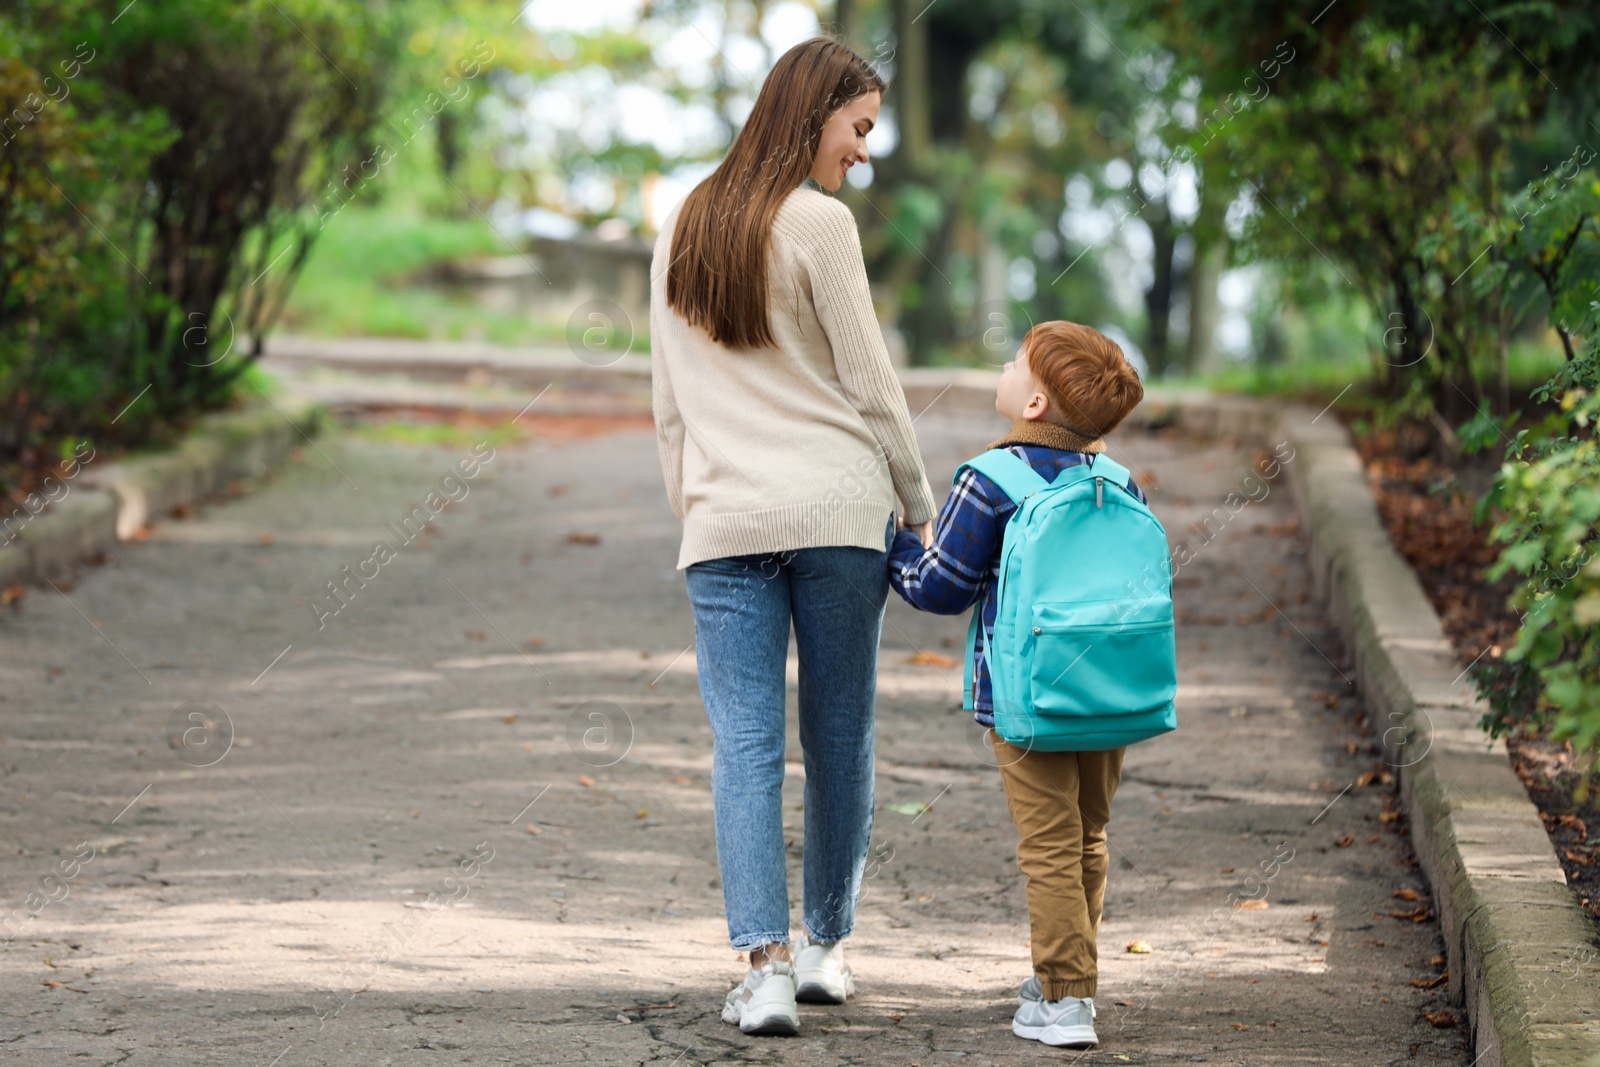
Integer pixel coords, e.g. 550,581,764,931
649,36,937,1036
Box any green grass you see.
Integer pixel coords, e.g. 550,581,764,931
275,207,577,346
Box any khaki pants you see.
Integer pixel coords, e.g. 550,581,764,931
993,735,1126,1000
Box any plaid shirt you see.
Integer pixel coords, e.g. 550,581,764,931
888,445,1148,727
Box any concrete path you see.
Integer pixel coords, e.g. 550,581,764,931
0,407,1471,1065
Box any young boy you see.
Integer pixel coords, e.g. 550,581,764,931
888,320,1147,1050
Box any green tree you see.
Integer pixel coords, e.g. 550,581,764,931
1,0,497,491
1138,0,1599,419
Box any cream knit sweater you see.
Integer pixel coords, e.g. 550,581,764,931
650,185,938,571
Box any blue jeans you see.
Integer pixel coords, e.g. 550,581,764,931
683,515,893,951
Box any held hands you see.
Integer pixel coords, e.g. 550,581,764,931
898,513,934,549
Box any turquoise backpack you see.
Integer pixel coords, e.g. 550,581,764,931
959,449,1177,752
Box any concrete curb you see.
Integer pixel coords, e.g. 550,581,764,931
1127,391,1600,1067
0,399,324,586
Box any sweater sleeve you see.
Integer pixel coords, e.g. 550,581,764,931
649,290,686,522
794,198,938,525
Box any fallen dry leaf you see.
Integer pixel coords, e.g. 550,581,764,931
1303,913,1320,922
1334,834,1355,848
465,630,487,641
525,824,542,835
259,532,276,545
1126,940,1153,954
1235,899,1270,911
502,715,517,725
635,808,648,819
578,774,596,787
1553,813,1589,838
1,583,24,606
1230,1022,1251,1030
1390,904,1431,923
1409,971,1448,990
523,636,546,650
907,650,958,668
1422,1008,1456,1028
669,775,691,785
565,531,602,545
1393,887,1424,902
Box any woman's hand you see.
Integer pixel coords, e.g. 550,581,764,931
897,513,934,549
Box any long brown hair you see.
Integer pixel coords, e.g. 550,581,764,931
665,37,886,349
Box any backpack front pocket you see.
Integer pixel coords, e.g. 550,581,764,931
1026,598,1176,718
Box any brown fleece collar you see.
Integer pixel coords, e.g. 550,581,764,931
986,417,1107,454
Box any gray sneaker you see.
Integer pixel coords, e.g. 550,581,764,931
1013,976,1097,1048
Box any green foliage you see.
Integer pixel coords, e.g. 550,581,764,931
0,0,455,494
0,11,175,483
1481,390,1600,755
1140,0,1599,420
1473,165,1600,761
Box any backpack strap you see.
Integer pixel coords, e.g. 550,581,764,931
1086,453,1132,490
956,448,1050,505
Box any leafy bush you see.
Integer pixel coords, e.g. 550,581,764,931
1474,171,1600,764
0,0,422,494
1482,388,1600,755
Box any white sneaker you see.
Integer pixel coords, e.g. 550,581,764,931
1013,976,1098,1048
721,960,800,1036
793,932,855,1004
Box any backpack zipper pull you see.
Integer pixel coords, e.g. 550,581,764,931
1095,477,1104,508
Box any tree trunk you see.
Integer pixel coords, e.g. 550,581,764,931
1184,240,1226,376
437,109,460,180
833,0,864,47
1142,206,1177,376
891,0,931,175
